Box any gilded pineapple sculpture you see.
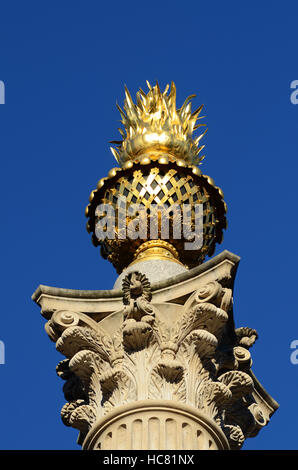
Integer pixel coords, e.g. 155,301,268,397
86,82,226,275
32,82,278,450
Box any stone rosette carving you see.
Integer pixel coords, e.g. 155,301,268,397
41,268,278,450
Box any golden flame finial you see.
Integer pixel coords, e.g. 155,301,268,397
110,81,207,167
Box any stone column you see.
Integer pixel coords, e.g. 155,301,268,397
32,250,278,450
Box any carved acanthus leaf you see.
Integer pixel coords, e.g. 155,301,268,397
235,327,258,349
223,424,245,450
56,326,111,362
218,370,254,400
178,302,228,344
60,400,96,432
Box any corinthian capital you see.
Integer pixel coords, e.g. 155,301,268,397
33,250,278,450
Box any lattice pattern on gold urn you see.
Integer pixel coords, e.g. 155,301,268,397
86,161,226,273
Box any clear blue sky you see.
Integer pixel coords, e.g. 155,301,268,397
0,0,297,450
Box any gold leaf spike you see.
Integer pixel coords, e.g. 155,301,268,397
155,80,161,95
193,123,206,130
168,81,176,105
136,93,143,110
163,83,169,95
124,85,134,109
110,147,120,163
194,128,208,146
112,81,207,166
191,104,204,117
116,103,126,121
138,87,147,98
179,94,196,114
118,128,125,138
196,144,205,155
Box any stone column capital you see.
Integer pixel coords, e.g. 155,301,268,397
32,250,278,450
